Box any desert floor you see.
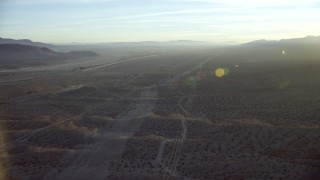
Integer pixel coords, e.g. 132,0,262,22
0,47,319,179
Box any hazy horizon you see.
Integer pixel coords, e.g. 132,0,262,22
1,0,320,44
1,35,320,46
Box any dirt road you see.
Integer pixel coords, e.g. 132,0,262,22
42,55,211,180
44,87,158,180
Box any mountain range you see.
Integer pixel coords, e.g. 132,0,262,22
1,35,319,69
0,37,55,48
243,36,320,46
2,36,320,47
0,44,98,69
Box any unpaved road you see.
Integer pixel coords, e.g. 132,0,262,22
43,55,211,180
45,87,158,180
81,55,158,72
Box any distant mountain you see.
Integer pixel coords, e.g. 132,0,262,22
242,39,277,46
226,35,320,62
279,36,320,44
58,40,206,46
0,37,55,48
0,44,99,69
0,44,58,59
168,40,203,43
243,36,320,46
0,44,98,59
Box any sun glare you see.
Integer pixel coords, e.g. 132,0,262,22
215,68,225,77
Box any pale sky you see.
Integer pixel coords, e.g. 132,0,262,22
0,0,319,43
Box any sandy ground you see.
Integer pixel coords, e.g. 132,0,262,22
0,47,319,179
44,88,157,180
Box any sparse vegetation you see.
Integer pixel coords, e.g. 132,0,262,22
1,41,320,179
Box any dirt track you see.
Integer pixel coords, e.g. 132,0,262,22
43,54,209,180
1,47,320,179
44,87,157,180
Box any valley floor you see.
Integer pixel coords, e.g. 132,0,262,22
0,49,319,179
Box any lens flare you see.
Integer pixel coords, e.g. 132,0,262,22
215,67,230,77
183,76,197,89
224,68,230,75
